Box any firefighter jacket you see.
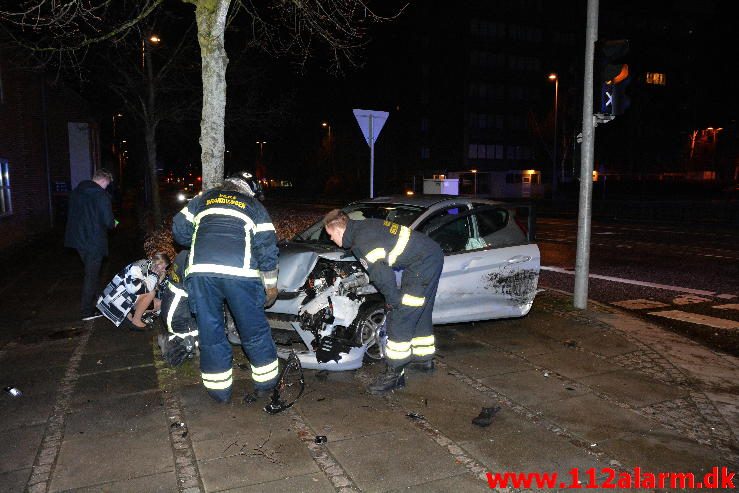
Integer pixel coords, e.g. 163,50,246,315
160,250,197,337
341,218,443,308
97,259,159,326
172,188,278,286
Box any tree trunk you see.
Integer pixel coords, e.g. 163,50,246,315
191,0,230,190
144,124,162,227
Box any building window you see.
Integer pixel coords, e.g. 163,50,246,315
646,72,666,86
420,118,429,133
420,146,430,160
468,144,503,160
0,159,11,216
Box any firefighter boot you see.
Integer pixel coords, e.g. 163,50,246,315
367,364,406,395
408,359,435,373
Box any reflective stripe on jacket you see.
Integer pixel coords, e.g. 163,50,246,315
172,188,278,280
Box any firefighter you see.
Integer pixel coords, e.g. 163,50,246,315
323,209,444,394
157,249,199,366
172,171,279,404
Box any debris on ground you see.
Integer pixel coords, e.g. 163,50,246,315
314,435,327,444
472,406,501,427
4,386,22,397
406,411,425,421
564,339,579,348
315,370,329,381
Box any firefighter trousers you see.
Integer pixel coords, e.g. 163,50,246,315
384,248,444,368
187,276,279,402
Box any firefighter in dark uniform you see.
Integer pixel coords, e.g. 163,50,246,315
172,171,279,403
157,249,199,366
323,209,444,394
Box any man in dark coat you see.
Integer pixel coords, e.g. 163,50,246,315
64,168,116,320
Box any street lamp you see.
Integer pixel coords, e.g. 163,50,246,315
471,169,478,196
548,73,559,194
142,34,161,70
322,122,333,173
256,141,266,157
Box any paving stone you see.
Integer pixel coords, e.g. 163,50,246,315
460,420,602,476
388,472,490,492
49,429,173,491
217,471,335,493
328,429,466,492
297,381,414,443
83,326,152,354
65,390,166,437
578,369,686,408
54,471,177,493
0,365,67,397
597,430,725,474
0,424,46,473
480,369,589,407
536,393,661,443
0,467,31,492
0,390,57,432
71,365,158,406
442,347,534,378
0,344,76,372
78,348,154,374
525,348,615,379
197,434,319,491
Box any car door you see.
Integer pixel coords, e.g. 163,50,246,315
422,205,540,324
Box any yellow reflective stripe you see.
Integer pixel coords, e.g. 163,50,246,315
187,264,260,277
387,226,411,266
385,339,412,360
194,207,255,227
179,205,194,223
166,289,183,333
169,330,198,340
365,248,386,263
261,272,277,286
202,369,233,389
401,294,425,307
252,359,279,382
166,282,188,297
411,335,435,347
412,346,435,356
254,222,275,233
185,207,257,278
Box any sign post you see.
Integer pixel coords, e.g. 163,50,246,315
353,109,389,198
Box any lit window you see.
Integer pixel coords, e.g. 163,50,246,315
646,72,666,86
0,159,11,216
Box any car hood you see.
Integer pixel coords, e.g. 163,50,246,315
277,241,356,291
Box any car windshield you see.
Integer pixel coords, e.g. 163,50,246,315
294,203,426,243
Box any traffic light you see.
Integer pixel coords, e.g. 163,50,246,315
595,39,631,116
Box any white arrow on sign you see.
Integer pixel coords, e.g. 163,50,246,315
353,109,389,198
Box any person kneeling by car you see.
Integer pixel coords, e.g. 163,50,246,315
323,209,444,394
97,253,170,331
157,249,199,366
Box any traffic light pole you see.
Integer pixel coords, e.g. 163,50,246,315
574,0,599,309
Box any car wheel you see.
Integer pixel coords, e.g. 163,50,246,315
351,301,387,362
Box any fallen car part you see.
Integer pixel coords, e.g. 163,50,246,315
4,386,22,397
314,435,328,444
472,406,501,427
264,351,305,414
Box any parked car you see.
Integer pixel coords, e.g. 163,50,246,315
266,195,540,371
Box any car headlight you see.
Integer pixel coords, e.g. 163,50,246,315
177,193,186,202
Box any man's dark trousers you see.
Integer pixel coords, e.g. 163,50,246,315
78,249,103,317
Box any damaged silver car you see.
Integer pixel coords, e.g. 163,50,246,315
266,196,540,371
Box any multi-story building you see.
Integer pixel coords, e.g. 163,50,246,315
0,48,99,251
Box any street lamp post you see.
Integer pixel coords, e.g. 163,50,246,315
471,169,478,196
548,73,559,194
256,141,266,157
322,122,333,173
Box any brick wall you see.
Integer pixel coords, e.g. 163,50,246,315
0,49,98,251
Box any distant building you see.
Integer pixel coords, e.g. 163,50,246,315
0,48,99,251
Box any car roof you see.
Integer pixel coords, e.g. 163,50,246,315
352,195,504,209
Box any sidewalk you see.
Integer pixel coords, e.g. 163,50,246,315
1,236,737,491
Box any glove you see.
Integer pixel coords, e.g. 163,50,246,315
264,286,278,308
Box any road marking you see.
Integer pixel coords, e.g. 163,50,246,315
673,294,712,305
612,299,670,310
541,266,717,297
714,304,739,311
647,310,739,330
